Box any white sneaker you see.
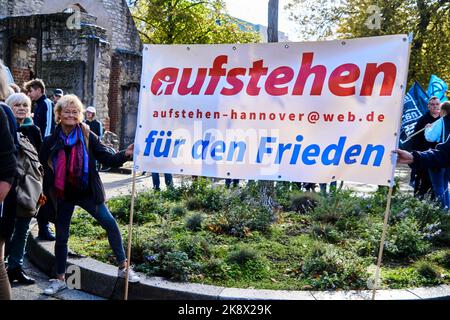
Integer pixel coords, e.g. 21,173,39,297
43,279,67,295
118,267,140,283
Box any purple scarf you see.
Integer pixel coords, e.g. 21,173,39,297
53,125,89,199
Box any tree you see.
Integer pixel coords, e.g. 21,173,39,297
129,0,260,44
285,0,450,87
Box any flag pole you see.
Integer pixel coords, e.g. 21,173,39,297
373,34,412,300
371,183,394,300
124,168,137,300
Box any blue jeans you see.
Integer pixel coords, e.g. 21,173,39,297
319,182,337,194
225,179,239,188
151,173,173,190
55,198,126,276
428,168,449,208
6,217,32,270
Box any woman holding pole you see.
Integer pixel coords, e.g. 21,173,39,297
39,94,140,295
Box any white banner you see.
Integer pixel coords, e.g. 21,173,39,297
134,35,410,186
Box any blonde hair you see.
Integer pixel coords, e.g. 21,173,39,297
54,94,85,123
0,62,10,101
6,93,32,115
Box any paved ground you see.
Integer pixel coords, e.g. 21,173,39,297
12,163,414,300
10,256,103,300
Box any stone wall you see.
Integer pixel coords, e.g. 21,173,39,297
101,0,141,52
108,50,142,147
1,0,142,137
3,0,141,52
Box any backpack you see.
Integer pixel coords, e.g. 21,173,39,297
15,132,44,218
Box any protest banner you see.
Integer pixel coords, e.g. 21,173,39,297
133,35,409,186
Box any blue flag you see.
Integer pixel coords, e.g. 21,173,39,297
399,81,429,148
427,74,448,102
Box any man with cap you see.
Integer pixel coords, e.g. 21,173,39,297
85,106,103,139
53,89,63,104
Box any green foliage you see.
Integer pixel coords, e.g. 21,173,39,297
185,198,203,211
311,223,342,243
209,201,273,237
227,247,259,266
442,252,450,269
301,244,369,290
131,0,261,45
107,192,169,224
290,192,319,214
416,261,441,280
170,205,187,217
71,181,450,290
385,217,431,259
178,235,211,259
70,210,105,239
286,0,450,87
202,258,229,280
161,251,199,282
185,212,205,232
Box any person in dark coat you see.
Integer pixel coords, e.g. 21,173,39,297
39,94,140,296
409,96,441,198
24,79,56,240
396,135,450,178
5,93,42,285
0,64,17,300
84,106,103,138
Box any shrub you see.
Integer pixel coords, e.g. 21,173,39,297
301,244,368,290
442,252,450,269
416,261,440,280
185,198,202,211
203,258,229,280
385,217,431,259
311,223,342,243
185,212,205,232
161,251,198,282
215,204,273,237
290,192,319,214
228,247,259,266
170,205,187,217
107,196,131,224
178,236,211,259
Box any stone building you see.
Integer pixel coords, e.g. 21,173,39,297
0,0,142,147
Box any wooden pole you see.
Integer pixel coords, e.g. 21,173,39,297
124,169,137,300
371,185,394,300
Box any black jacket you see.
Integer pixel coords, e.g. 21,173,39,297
0,104,17,238
84,119,103,138
33,94,55,139
411,112,439,151
413,138,450,170
0,105,17,185
39,124,130,205
17,118,42,152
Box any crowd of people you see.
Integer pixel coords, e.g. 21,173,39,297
1,56,449,300
405,96,450,208
0,63,139,300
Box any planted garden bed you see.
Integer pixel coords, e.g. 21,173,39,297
69,178,450,290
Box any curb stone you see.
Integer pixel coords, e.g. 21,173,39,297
27,223,450,300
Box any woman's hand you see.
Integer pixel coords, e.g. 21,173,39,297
125,144,134,159
393,149,414,165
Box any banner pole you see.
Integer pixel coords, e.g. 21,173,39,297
124,168,137,300
371,184,394,300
